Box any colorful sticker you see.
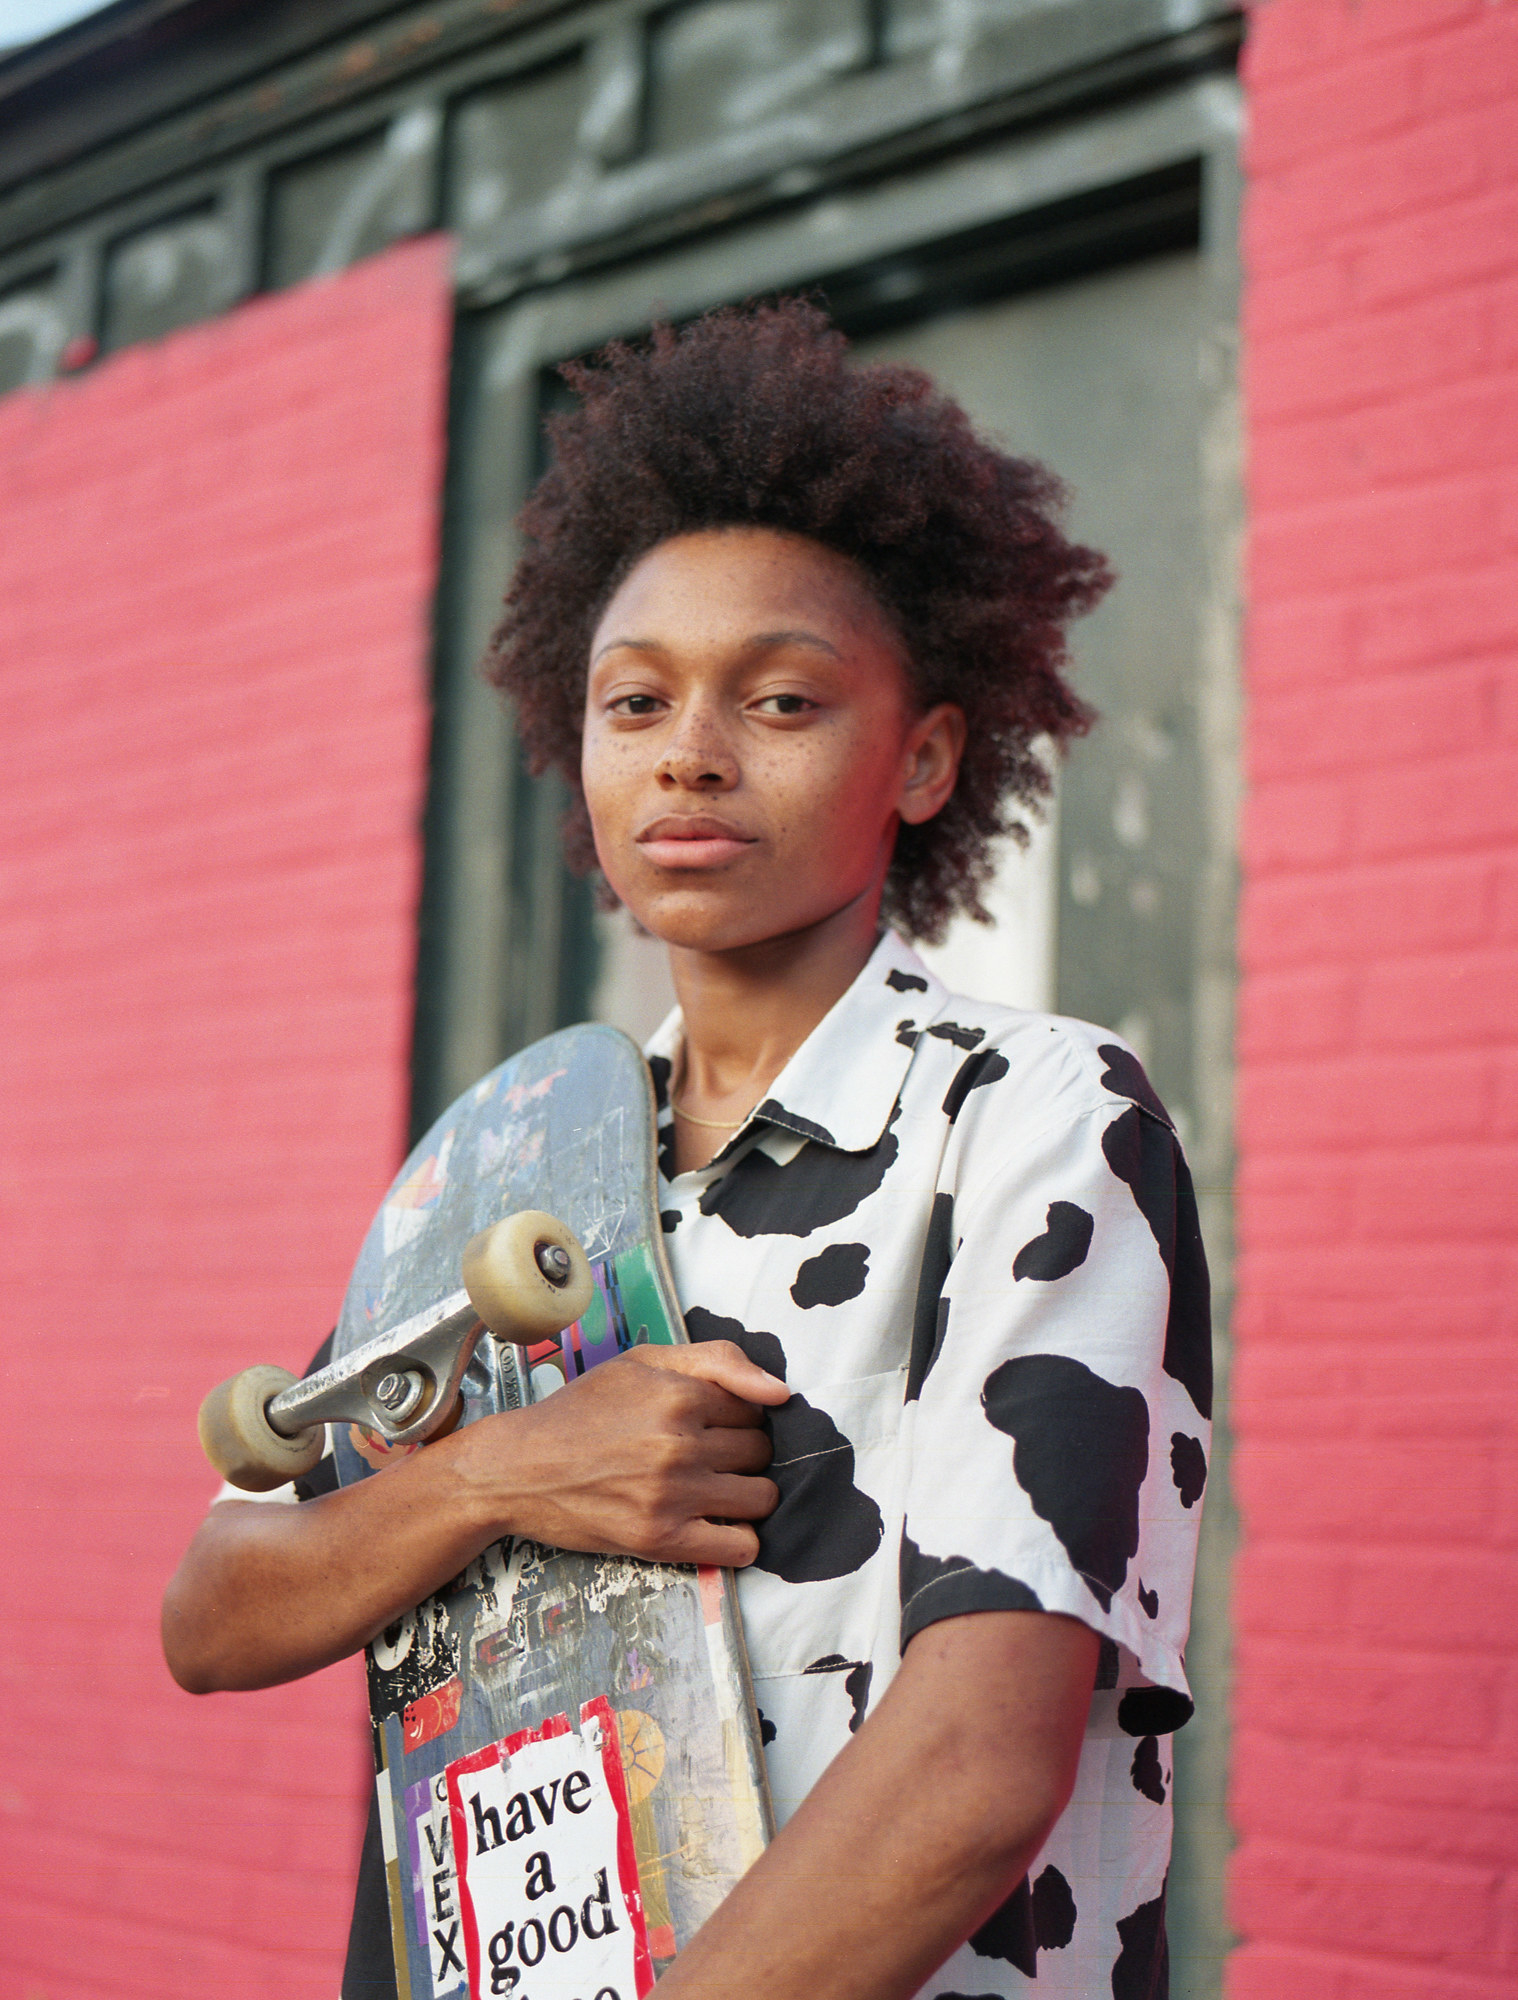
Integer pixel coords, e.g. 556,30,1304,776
404,1676,463,1752
351,1424,424,1473
446,1698,653,2000
498,1069,567,1114
383,1132,455,1258
610,1240,673,1352
613,1710,665,1807
615,1712,674,1963
544,1258,636,1392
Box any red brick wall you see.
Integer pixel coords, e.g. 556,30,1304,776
1234,4,1518,1994
0,236,451,1997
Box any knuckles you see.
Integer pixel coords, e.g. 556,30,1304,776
645,1432,694,1481
628,1502,674,1551
691,1338,747,1372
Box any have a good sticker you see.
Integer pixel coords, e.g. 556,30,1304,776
446,1697,653,2000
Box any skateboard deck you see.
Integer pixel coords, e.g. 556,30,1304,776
331,1024,772,2000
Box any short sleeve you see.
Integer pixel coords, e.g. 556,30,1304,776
898,1087,1211,1713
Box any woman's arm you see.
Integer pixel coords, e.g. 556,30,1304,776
655,1609,1099,2000
161,1341,787,1693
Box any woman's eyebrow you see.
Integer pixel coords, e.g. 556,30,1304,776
590,629,843,665
590,634,662,665
748,629,842,659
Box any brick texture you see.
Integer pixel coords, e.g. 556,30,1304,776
0,237,451,1998
1235,4,1518,1995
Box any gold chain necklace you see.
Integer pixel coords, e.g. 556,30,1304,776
668,1096,754,1131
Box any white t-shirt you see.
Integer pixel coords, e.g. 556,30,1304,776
646,929,1210,1997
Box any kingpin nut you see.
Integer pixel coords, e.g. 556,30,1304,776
535,1242,574,1288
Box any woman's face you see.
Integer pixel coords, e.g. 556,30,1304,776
581,527,963,955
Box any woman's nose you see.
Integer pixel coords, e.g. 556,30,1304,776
655,709,738,788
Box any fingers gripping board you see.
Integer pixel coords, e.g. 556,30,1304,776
330,1026,772,2000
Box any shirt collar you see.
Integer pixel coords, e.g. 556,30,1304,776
644,930,948,1157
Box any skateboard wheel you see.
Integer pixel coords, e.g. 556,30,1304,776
462,1210,594,1344
197,1364,325,1492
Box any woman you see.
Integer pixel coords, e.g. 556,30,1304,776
165,299,1209,1999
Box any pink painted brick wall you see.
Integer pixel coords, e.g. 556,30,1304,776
1234,4,1518,1996
0,236,451,1998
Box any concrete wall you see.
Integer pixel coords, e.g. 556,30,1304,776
0,235,450,1996
1232,3,1518,1993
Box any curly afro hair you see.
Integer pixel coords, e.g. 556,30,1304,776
486,298,1110,942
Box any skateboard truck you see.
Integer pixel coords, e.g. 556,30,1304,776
198,1211,593,1492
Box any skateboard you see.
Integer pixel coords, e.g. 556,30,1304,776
199,1024,773,2000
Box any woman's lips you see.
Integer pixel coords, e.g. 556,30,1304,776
636,818,756,869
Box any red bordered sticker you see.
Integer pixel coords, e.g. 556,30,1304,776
446,1697,653,2000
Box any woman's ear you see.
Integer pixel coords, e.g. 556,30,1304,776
898,703,966,825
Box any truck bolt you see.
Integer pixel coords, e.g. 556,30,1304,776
374,1370,424,1418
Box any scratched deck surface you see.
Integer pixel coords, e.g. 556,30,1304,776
332,1025,771,2000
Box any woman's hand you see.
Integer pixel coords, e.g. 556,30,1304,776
460,1339,788,1567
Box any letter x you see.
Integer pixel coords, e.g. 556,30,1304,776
433,1922,464,1975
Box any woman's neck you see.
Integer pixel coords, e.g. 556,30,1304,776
665,899,882,1174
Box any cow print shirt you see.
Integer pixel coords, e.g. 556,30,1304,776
647,929,1211,1999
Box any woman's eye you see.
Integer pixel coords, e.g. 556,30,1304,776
612,693,662,716
755,693,813,716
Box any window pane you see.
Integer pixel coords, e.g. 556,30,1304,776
266,112,435,292
648,0,868,154
448,59,589,236
101,206,236,352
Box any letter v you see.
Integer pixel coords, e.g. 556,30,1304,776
425,1822,449,1866
529,1780,561,1826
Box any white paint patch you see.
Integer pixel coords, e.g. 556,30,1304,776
378,1765,398,1864
581,1555,678,1614
703,1618,738,1723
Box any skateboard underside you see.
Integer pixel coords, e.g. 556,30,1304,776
331,1026,771,2000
